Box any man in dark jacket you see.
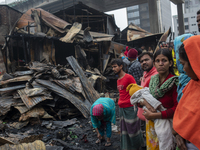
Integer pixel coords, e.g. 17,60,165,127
127,48,143,85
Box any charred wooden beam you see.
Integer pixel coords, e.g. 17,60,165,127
66,56,100,104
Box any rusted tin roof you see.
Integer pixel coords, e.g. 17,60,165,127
16,8,71,30
14,105,29,114
0,76,32,86
0,96,21,116
127,23,163,42
17,89,52,109
35,79,91,118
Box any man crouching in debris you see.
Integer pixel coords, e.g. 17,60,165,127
111,59,144,150
90,97,116,147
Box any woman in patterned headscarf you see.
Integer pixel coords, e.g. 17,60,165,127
90,97,116,147
173,34,193,102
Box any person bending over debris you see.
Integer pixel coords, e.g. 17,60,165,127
90,97,116,147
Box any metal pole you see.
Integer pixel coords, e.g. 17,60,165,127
177,3,185,34
73,0,76,22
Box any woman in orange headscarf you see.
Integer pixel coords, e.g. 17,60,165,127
173,35,200,149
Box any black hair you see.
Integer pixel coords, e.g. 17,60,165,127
153,48,174,75
134,47,143,56
179,43,190,64
111,58,124,67
138,52,153,62
197,10,200,15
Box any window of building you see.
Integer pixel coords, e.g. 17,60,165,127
184,18,188,22
192,24,196,26
185,25,189,30
127,5,139,11
133,19,140,25
191,16,195,18
127,13,134,18
185,1,188,8
192,31,197,35
133,11,139,17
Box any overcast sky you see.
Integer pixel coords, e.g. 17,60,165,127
0,0,178,31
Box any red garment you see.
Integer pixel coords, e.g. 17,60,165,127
146,73,178,119
124,46,129,56
92,104,103,116
117,74,136,108
141,67,158,87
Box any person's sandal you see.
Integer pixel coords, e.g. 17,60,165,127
95,138,105,144
95,139,101,144
105,142,112,147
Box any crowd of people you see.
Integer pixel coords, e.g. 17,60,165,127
89,10,200,150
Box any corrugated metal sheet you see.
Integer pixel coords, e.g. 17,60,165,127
127,23,163,42
0,140,45,150
35,79,91,118
0,85,26,93
17,89,52,109
16,8,71,30
14,105,29,114
19,107,54,122
0,96,21,116
0,76,32,86
0,137,15,146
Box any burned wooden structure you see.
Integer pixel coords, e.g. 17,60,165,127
115,23,163,50
0,5,22,74
0,7,121,123
2,7,116,74
53,2,120,35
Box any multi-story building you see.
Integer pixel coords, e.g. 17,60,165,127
173,0,200,37
126,0,172,33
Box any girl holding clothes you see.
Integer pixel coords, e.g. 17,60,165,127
140,48,178,150
173,35,200,149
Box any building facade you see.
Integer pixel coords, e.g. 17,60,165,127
173,0,200,37
126,0,172,33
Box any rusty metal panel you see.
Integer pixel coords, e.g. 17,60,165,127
13,70,34,76
0,96,21,116
19,107,54,122
0,140,45,150
17,89,52,109
14,105,29,114
35,79,90,118
0,75,32,86
109,41,126,55
16,8,71,30
0,85,25,93
78,30,113,42
127,23,163,42
0,137,15,146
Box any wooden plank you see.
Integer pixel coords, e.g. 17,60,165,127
60,22,82,43
102,54,110,73
66,56,100,104
31,10,41,32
